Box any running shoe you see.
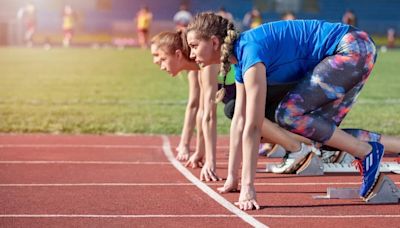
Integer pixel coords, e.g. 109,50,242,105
271,143,316,174
353,142,385,198
335,151,355,164
258,143,274,156
320,150,355,164
320,150,340,163
270,152,290,173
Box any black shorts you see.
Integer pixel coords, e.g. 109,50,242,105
223,83,296,122
219,84,236,104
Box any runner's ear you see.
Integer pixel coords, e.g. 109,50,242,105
210,35,220,51
175,49,183,59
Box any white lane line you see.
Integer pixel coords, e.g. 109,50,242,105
0,144,229,149
0,144,161,149
4,182,400,187
161,135,268,228
0,183,194,187
0,160,233,165
0,161,171,165
253,214,400,218
0,214,236,218
1,214,399,219
252,182,399,186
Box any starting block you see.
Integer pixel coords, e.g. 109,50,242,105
313,174,400,204
297,153,400,175
263,152,400,176
364,174,400,203
313,187,359,199
266,144,286,158
296,152,324,176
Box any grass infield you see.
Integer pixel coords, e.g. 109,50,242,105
0,47,399,135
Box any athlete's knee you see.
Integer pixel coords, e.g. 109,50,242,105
196,108,203,122
275,106,301,129
275,98,301,127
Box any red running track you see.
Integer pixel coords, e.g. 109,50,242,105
0,134,399,228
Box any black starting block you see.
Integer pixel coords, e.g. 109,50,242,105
313,174,400,204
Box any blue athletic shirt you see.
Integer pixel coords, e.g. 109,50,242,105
233,20,349,84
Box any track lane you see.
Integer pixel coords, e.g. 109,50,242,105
0,134,253,228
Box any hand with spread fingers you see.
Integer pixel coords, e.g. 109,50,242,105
234,185,260,210
185,152,204,168
217,175,239,193
200,162,222,182
176,145,190,161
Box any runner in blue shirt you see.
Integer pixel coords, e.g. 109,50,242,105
186,13,384,210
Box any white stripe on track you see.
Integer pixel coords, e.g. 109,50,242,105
0,214,236,218
0,183,194,187
0,144,229,149
0,161,171,165
253,214,400,218
161,135,268,228
5,181,400,187
0,214,399,219
0,160,233,165
0,144,161,149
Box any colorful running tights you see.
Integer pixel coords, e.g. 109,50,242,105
276,30,377,143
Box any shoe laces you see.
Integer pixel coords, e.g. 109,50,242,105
278,153,290,167
352,159,364,176
310,145,321,156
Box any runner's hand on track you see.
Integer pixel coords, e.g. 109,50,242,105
200,162,222,182
217,175,239,193
185,152,204,168
234,185,260,210
176,145,190,161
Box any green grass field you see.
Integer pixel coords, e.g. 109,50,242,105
0,47,399,136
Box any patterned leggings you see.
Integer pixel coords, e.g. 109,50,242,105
275,29,377,143
321,128,381,151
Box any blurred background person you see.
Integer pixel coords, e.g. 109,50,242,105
281,11,296,20
387,28,396,49
17,2,36,47
173,2,193,31
342,9,357,27
216,6,233,21
136,5,153,49
62,5,77,48
242,7,262,30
